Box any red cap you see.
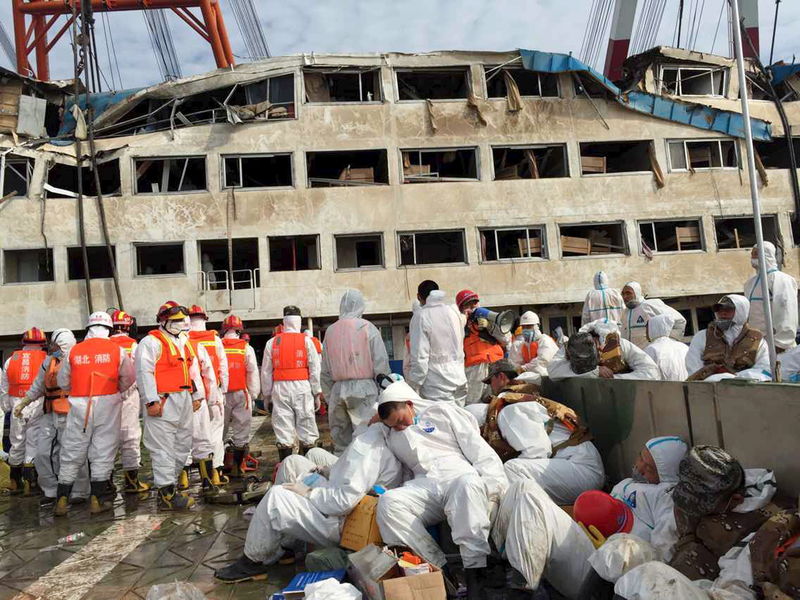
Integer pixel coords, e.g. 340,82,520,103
456,289,479,309
188,305,208,320
573,491,634,538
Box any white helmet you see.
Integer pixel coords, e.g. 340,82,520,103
520,311,540,327
87,311,113,330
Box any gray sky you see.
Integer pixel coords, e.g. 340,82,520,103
0,0,797,89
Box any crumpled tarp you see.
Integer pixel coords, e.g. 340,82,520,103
57,88,143,139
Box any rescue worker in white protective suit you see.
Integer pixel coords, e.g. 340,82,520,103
13,329,90,503
54,312,136,516
135,301,205,510
685,295,771,382
548,320,660,381
779,343,800,382
406,280,468,405
401,299,421,381
214,422,403,583
261,306,321,460
744,241,798,351
321,289,389,454
582,271,624,326
466,360,605,504
108,309,150,493
643,314,689,381
620,282,686,349
375,379,508,600
1,327,48,496
507,311,559,378
220,315,260,476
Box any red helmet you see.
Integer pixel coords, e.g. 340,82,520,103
456,289,480,310
188,305,208,320
111,309,134,329
157,301,188,322
573,491,634,539
222,315,244,332
22,327,47,345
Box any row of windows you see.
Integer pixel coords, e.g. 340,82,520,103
3,215,790,285
3,137,759,198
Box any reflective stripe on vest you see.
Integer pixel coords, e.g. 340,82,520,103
6,349,46,397
272,332,309,381
189,330,222,380
464,325,504,368
110,334,137,356
222,338,248,392
44,357,70,414
69,338,122,396
521,341,539,364
150,329,195,395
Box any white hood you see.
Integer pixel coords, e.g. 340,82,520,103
623,281,644,305
752,241,779,272
580,319,620,345
86,325,110,339
645,436,688,484
190,316,207,332
283,315,302,333
646,314,674,340
378,380,422,406
720,294,751,344
425,289,448,307
339,289,365,319
51,328,77,353
594,271,610,290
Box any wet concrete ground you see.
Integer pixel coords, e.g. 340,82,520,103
0,415,306,600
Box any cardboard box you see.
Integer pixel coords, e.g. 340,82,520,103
340,495,382,552
347,544,401,600
382,569,447,600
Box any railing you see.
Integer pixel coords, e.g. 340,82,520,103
196,269,257,310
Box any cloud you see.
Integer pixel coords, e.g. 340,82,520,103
0,0,797,88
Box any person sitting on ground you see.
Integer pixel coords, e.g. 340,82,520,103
686,295,770,382
548,320,660,381
643,314,689,381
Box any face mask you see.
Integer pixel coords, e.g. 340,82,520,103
751,258,760,269
715,318,733,331
522,329,537,343
625,300,639,309
631,465,648,484
52,348,63,359
165,320,184,336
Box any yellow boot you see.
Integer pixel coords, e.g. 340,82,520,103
199,459,221,497
54,483,72,517
178,467,190,490
89,481,114,515
123,469,151,493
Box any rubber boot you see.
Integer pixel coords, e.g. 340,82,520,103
54,483,73,517
90,480,114,514
464,567,487,600
214,554,270,583
230,448,244,479
178,466,190,490
215,467,229,485
123,469,151,493
8,465,23,495
157,484,195,511
223,448,234,473
198,459,220,497
240,444,257,473
277,446,292,461
21,463,41,497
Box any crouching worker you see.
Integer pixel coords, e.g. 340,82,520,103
375,379,508,600
214,423,402,583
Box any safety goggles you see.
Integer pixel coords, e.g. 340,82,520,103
159,305,189,320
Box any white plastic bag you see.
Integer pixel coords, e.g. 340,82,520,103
304,578,362,600
589,533,659,583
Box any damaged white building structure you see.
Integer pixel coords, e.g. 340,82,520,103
1,47,799,357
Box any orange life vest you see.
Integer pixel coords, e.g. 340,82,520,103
150,329,196,395
311,336,322,354
110,334,137,356
222,338,248,392
6,349,46,397
44,357,70,414
69,338,122,396
272,332,309,381
189,330,222,380
521,341,539,363
464,324,504,368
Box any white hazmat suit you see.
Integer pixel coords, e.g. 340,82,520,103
109,333,143,471
508,328,559,377
406,290,467,405
321,290,389,453
222,330,260,449
620,282,686,349
2,345,46,468
643,315,689,381
582,271,624,326
744,241,798,350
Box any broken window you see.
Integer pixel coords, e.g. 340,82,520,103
304,68,381,102
134,157,207,194
1,155,33,198
714,215,780,250
3,248,54,283
667,139,738,171
579,141,652,174
396,69,469,100
492,145,568,179
334,234,384,270
198,238,260,289
45,159,121,197
559,222,627,256
243,73,295,119
223,154,293,188
659,66,726,96
485,68,559,98
269,235,320,271
573,73,611,98
754,139,800,169
399,230,466,266
742,72,771,100
67,246,116,279
402,148,478,183
306,150,389,187
480,227,546,261
639,219,703,254
135,242,185,276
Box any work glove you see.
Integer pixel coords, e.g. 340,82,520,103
192,398,203,412
579,522,607,549
13,398,32,419
283,482,311,497
314,393,322,412
146,401,164,417
476,317,490,330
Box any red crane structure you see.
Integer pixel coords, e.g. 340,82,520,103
11,0,235,81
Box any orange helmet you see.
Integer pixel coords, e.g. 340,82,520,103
188,305,208,320
111,309,134,329
157,301,188,322
222,315,244,333
22,327,47,345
